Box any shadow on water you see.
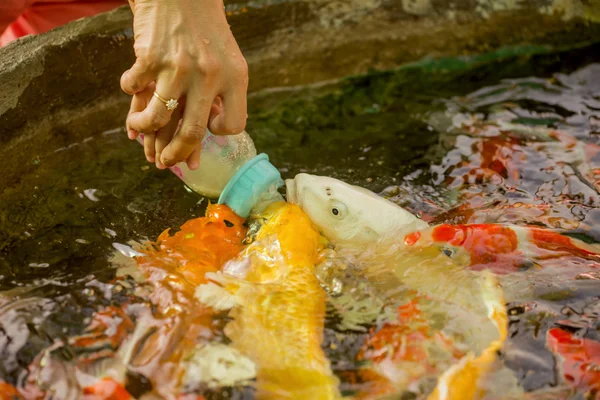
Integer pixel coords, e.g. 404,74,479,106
1,41,600,396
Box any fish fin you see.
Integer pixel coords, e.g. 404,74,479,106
182,342,257,389
428,270,508,400
195,281,239,311
109,249,146,282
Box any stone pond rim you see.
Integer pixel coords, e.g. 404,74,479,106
0,1,599,192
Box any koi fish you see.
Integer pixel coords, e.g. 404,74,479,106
546,327,600,399
136,203,247,287
17,204,247,399
285,173,428,246
113,204,247,397
82,378,132,400
285,174,522,399
426,117,600,230
332,248,507,400
354,297,465,397
403,223,600,275
286,174,600,275
199,202,340,399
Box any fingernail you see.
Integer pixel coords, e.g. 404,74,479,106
127,129,138,140
147,155,155,163
156,157,166,170
188,160,199,170
161,155,175,167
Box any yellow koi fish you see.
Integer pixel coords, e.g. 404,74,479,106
286,173,509,400
199,202,340,399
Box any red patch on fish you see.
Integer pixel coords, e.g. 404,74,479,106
404,231,421,246
82,378,132,400
431,224,524,273
71,306,134,359
529,229,596,259
547,327,600,396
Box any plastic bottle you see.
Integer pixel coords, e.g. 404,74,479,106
137,130,284,217
137,130,257,199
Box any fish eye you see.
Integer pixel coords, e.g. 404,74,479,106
329,201,347,219
442,247,455,258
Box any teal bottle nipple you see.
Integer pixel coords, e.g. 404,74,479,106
218,153,284,218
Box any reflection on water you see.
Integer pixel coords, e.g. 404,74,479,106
383,63,600,397
1,52,600,398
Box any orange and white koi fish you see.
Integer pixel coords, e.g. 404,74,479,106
354,297,465,398
111,204,247,398
17,204,247,399
403,223,600,275
546,326,600,399
199,202,340,399
426,117,600,230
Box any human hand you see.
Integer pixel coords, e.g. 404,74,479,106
121,0,249,169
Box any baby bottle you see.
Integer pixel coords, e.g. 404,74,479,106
137,130,284,217
138,130,256,198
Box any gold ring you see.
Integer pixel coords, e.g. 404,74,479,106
154,91,179,111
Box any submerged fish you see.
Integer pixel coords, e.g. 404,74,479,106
199,202,340,399
403,223,600,275
425,115,600,230
354,296,465,397
546,327,600,399
287,173,510,399
15,204,247,399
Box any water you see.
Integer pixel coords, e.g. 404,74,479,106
1,42,600,397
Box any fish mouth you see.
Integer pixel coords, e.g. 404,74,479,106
285,178,298,204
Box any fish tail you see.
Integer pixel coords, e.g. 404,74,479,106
256,368,341,400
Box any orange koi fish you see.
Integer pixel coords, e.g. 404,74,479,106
403,223,600,274
19,204,247,399
428,118,600,230
82,378,132,400
546,327,600,399
355,297,465,398
137,203,247,287
113,204,247,397
348,269,507,400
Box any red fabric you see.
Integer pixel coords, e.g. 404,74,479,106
1,0,127,46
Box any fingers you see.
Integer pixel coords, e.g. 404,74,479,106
126,84,155,140
161,86,216,168
155,106,183,169
127,96,143,140
186,146,201,170
127,76,183,136
208,96,223,127
208,84,248,136
120,59,156,95
142,132,156,163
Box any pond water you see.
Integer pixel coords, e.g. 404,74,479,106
1,42,600,398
